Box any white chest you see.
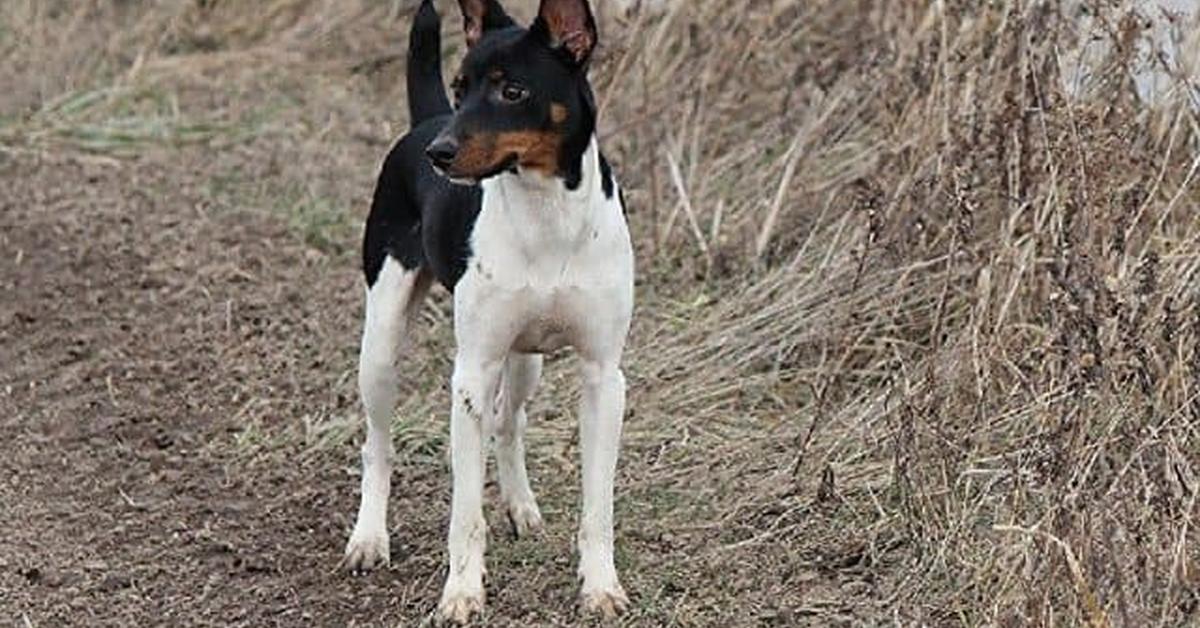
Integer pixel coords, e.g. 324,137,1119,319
453,144,634,359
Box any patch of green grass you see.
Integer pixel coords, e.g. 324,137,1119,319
1,83,265,156
626,485,694,521
220,415,304,463
282,193,355,255
489,528,561,570
302,411,359,454
394,412,448,461
207,166,358,259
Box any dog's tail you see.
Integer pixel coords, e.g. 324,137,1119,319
407,0,452,126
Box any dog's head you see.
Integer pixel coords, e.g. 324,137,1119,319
426,0,599,186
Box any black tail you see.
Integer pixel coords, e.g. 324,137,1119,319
407,0,452,125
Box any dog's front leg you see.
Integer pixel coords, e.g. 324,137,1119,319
439,355,502,624
576,359,629,617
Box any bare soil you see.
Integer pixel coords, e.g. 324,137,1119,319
0,150,889,627
0,152,416,626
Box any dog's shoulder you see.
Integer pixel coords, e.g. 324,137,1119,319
365,116,485,290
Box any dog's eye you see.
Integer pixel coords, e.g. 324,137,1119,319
500,83,529,103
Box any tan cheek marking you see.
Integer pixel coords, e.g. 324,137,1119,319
495,130,563,176
454,134,501,173
453,130,565,177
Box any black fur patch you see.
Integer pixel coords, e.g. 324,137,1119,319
598,151,614,199
362,116,482,291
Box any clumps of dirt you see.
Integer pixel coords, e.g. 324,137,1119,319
0,153,422,626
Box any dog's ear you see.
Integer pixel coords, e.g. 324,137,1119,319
459,0,515,48
532,0,597,66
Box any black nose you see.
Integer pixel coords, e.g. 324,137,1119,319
426,138,459,169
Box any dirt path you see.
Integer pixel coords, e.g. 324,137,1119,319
0,152,441,626
0,149,882,627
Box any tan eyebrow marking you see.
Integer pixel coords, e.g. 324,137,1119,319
550,103,568,125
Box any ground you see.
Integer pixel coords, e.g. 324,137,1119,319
4,1,1200,626
0,148,891,627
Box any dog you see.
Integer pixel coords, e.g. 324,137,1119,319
341,0,634,622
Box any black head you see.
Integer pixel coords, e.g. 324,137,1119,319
426,0,599,187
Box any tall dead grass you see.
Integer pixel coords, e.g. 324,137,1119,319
3,0,1199,624
603,1,1200,624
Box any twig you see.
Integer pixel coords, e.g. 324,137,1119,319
662,147,711,264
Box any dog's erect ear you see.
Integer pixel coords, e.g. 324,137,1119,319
459,0,515,48
533,0,597,66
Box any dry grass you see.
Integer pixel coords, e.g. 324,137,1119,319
4,0,1200,625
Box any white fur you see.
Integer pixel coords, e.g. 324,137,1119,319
495,352,545,537
439,139,634,621
345,260,431,572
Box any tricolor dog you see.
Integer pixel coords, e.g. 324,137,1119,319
341,0,633,622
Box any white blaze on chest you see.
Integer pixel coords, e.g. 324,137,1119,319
457,139,634,357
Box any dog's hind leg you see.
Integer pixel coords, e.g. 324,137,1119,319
495,352,544,538
344,256,431,572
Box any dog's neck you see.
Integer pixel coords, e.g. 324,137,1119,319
489,135,603,213
500,135,601,201
481,136,607,256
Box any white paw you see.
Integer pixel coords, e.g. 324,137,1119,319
342,528,390,573
505,500,543,539
581,582,629,619
438,583,485,625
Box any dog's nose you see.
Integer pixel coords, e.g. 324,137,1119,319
426,138,459,169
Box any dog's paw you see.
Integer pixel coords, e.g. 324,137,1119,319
505,501,543,539
581,584,629,619
438,587,485,625
342,529,390,573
